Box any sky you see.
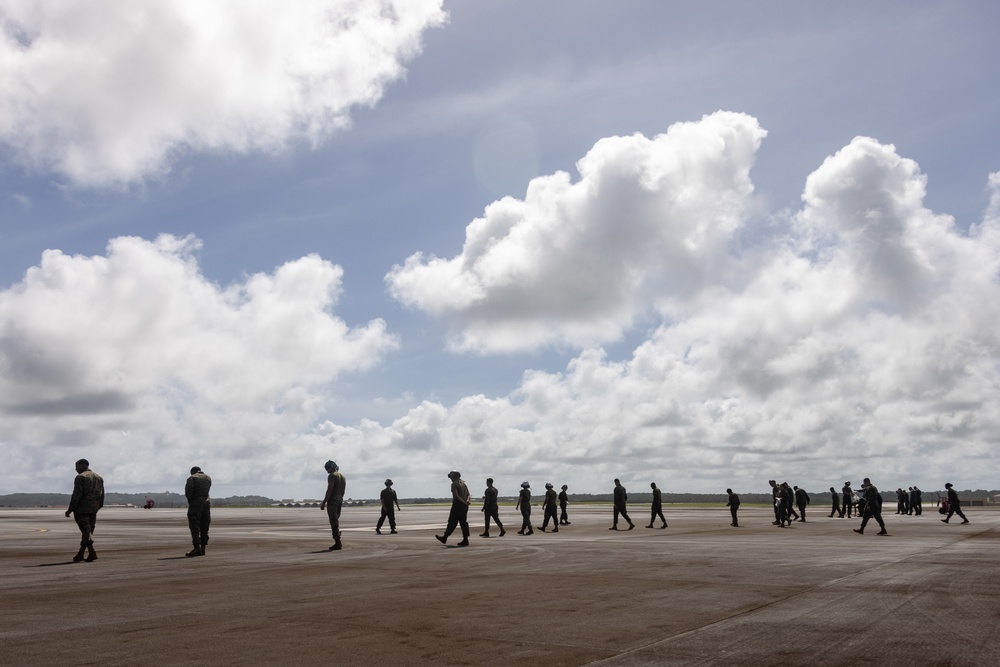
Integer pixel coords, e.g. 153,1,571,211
2,1,999,500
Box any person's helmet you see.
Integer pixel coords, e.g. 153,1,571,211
385,479,393,486
545,482,553,489
561,485,567,490
521,481,530,488
190,466,202,475
324,460,339,472
945,482,953,489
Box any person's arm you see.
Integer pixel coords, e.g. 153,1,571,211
320,477,334,511
394,492,401,511
65,475,82,517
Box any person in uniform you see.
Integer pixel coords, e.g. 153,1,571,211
516,481,534,535
726,488,740,527
828,487,841,518
941,483,969,524
776,482,794,527
794,485,809,522
895,488,908,515
911,486,922,515
853,477,888,535
376,479,400,534
65,459,105,563
558,484,571,525
480,478,505,537
841,481,854,518
647,482,667,528
184,466,212,557
539,482,560,532
610,479,635,530
769,480,781,525
320,460,346,551
436,471,471,546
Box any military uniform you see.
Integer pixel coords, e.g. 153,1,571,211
437,473,471,545
829,488,841,517
377,483,398,533
481,482,505,536
854,480,887,535
794,486,809,522
185,469,212,556
67,464,104,562
558,486,570,525
322,464,347,550
540,485,559,532
942,485,969,524
611,481,634,530
517,484,534,535
647,484,667,528
726,490,740,526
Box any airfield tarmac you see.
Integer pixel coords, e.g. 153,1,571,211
1,504,997,666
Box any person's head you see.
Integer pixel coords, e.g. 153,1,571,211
614,478,621,486
561,484,567,490
650,482,657,489
945,482,953,489
830,487,836,493
769,479,776,487
486,477,494,486
794,485,799,490
521,481,530,489
863,477,871,485
726,488,733,494
845,481,851,486
324,460,339,473
75,459,89,473
385,479,393,487
545,482,553,489
190,466,202,475
448,470,461,481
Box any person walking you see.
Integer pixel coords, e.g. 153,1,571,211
841,481,854,518
941,483,969,524
480,478,506,537
184,466,212,557
794,485,810,522
647,482,667,528
610,479,635,530
558,484,571,525
539,483,560,532
320,460,346,551
436,471,472,546
376,479,400,534
516,481,534,535
828,487,841,518
65,459,104,563
853,478,888,536
911,486,923,515
726,488,740,527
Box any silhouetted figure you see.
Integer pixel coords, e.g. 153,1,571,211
777,483,794,527
185,466,212,557
726,488,740,526
828,487,841,517
436,471,471,546
610,479,635,530
320,460,346,551
65,458,104,563
769,480,781,525
516,481,534,535
853,478,888,536
558,485,571,525
911,486,922,515
376,479,400,534
647,482,667,528
480,478,505,537
941,483,969,524
794,485,809,522
841,482,854,518
539,483,560,532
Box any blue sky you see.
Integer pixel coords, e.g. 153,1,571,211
2,1,999,499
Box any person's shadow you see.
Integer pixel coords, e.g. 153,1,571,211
29,561,79,567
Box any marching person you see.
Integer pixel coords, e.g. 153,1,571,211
376,479,400,534
65,459,104,563
436,471,471,546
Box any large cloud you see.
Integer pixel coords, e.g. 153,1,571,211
386,111,767,353
0,235,398,491
0,0,446,186
342,128,1000,494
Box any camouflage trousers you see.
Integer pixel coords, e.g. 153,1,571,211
187,503,211,545
73,512,97,546
327,497,343,540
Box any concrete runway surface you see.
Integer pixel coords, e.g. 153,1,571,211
2,504,997,666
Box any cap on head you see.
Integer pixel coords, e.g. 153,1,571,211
324,460,338,472
561,485,567,490
521,481,530,488
945,482,953,488
75,458,89,468
726,488,733,494
190,466,202,475
863,477,871,484
385,479,393,486
448,470,461,480
545,482,553,489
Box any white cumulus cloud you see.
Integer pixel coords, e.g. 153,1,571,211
0,234,398,491
386,111,767,353
0,0,446,186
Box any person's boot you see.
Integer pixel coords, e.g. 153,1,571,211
457,538,469,547
853,528,863,534
376,528,382,534
390,529,397,534
329,540,342,551
435,535,447,544
609,525,618,530
499,528,506,537
538,525,546,532
645,523,654,528
201,544,207,555
517,529,525,535
72,547,86,563
527,527,534,535
480,530,490,537
660,523,668,529
627,522,635,530
941,519,949,523
84,543,98,562
961,519,970,524
553,527,559,532
185,544,202,557
877,530,888,536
